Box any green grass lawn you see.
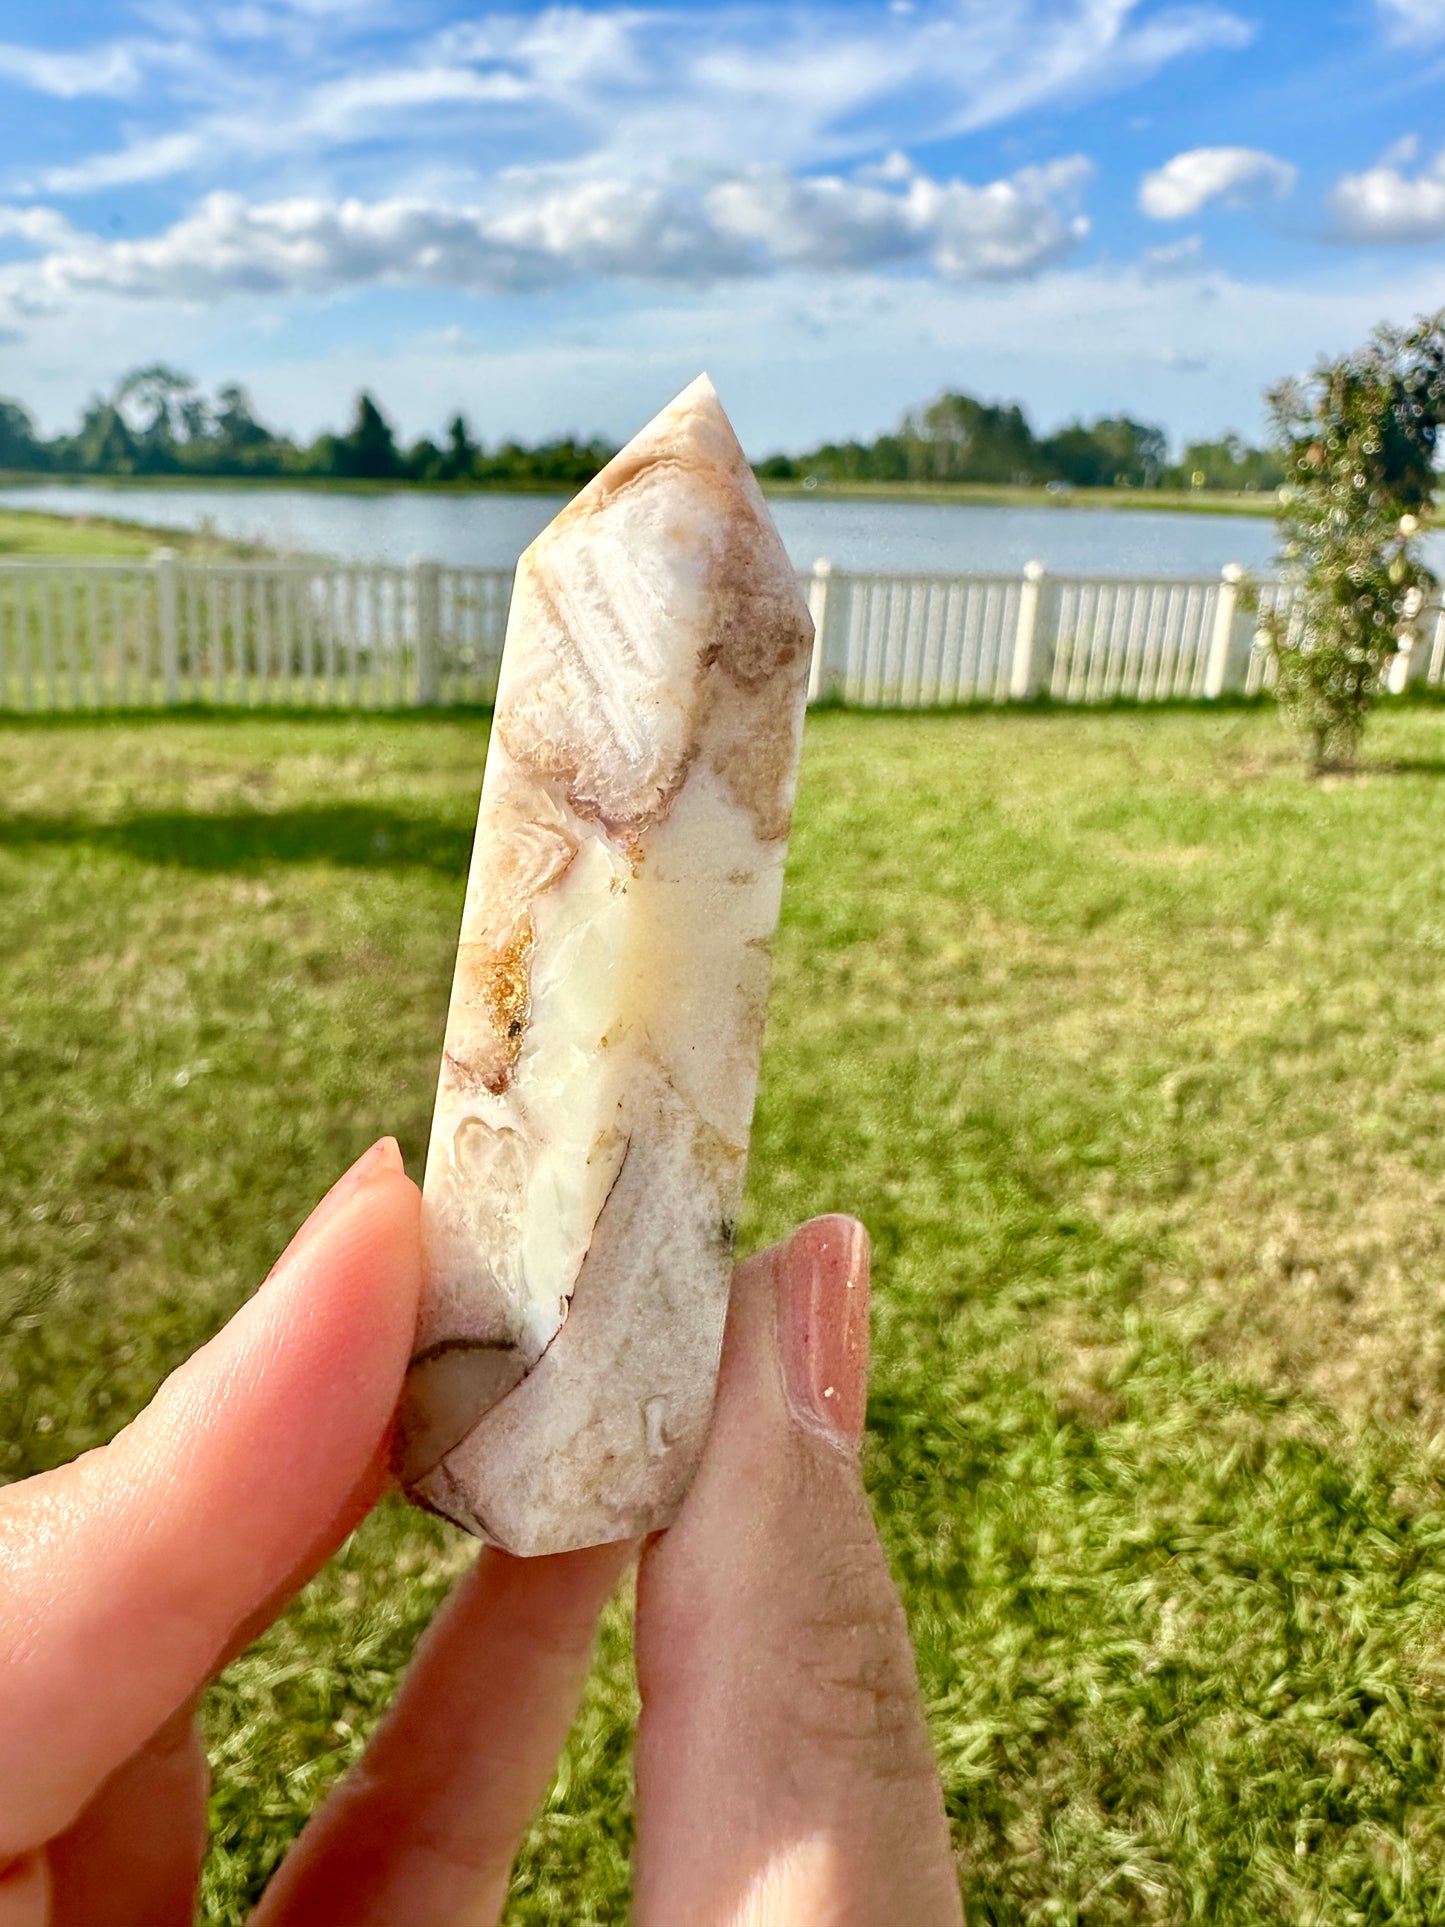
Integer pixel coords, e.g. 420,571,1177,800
7,703,1445,1923
0,505,257,558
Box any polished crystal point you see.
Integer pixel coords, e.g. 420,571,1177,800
398,375,814,1555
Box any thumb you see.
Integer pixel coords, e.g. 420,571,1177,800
633,1218,962,1927
0,1140,422,1857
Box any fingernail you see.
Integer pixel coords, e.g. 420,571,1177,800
271,1138,403,1275
779,1215,871,1443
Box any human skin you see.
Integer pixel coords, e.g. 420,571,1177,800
0,1140,963,1926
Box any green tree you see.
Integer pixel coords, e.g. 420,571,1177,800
334,392,402,480
440,412,478,481
0,398,44,470
404,436,444,482
902,393,1040,484
769,391,1176,492
114,364,200,471
1255,310,1445,772
1042,416,1166,488
213,383,273,456
67,400,139,474
1166,432,1283,492
754,452,800,481
474,436,614,488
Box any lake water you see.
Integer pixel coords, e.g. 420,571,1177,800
0,479,1288,577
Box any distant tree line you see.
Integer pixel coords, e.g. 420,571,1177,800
761,392,1284,493
0,364,1283,495
0,366,614,489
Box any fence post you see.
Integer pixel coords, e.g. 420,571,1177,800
1010,560,1048,699
153,547,179,706
1429,604,1445,688
411,558,441,706
806,558,833,701
1203,562,1244,698
1386,588,1429,694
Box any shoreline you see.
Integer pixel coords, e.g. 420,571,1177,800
760,479,1278,517
0,470,1280,520
0,505,263,560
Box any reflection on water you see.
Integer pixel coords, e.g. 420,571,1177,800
0,479,1378,579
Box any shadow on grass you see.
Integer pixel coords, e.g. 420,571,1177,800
0,703,495,730
804,692,1280,720
0,804,472,873
1370,757,1445,777
1,691,1444,730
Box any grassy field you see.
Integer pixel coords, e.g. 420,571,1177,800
0,505,257,558
6,704,1445,1922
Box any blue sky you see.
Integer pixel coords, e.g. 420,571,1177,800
3,0,1445,454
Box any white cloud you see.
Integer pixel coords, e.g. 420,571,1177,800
28,193,561,302
477,1,1251,171
856,151,916,186
0,39,150,99
1377,0,1445,43
302,65,535,121
486,179,756,283
1139,146,1296,219
35,63,533,195
0,160,1091,313
209,0,399,38
0,206,82,250
41,133,207,195
1379,133,1420,168
17,1,1250,200
1141,232,1205,275
1331,153,1445,241
710,157,1091,278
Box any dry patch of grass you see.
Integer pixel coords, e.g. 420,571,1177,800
1168,1159,1445,1433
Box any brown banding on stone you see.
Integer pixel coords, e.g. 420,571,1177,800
396,1338,528,1484
450,920,534,1095
402,373,813,1556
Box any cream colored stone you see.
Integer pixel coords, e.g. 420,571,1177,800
398,374,814,1555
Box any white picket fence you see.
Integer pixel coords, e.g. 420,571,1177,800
0,550,1441,713
804,560,1444,705
0,554,505,710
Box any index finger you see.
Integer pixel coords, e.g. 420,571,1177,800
0,1141,422,1857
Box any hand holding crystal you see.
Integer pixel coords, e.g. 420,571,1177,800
0,1143,960,1926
